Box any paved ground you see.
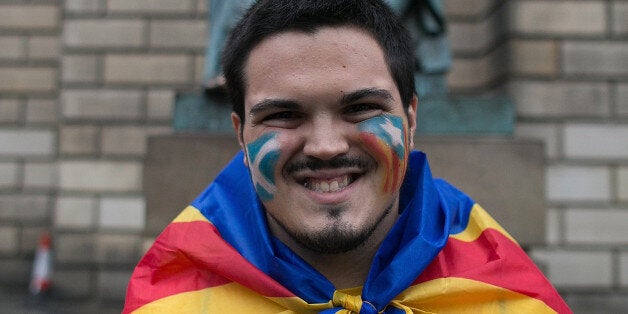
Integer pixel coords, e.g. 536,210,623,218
0,287,123,314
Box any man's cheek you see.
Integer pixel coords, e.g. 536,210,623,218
357,114,408,193
245,132,282,201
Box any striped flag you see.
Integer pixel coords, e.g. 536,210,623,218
124,151,570,313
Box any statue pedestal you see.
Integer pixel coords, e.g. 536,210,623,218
144,133,545,247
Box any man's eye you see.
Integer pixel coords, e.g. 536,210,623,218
259,111,302,128
344,103,383,121
345,103,381,114
263,111,298,121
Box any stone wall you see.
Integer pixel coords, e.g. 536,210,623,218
447,0,628,306
0,0,626,308
510,1,628,306
0,0,207,302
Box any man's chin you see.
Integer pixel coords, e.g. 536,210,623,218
270,201,394,255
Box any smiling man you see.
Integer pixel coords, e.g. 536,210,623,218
235,27,414,288
124,1,570,313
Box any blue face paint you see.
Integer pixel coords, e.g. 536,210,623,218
246,132,281,201
357,114,406,160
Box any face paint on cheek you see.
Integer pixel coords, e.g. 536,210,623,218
357,114,409,193
245,132,282,201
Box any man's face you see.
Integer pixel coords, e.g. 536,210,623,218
232,26,417,254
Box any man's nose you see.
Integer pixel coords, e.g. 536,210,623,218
302,118,350,160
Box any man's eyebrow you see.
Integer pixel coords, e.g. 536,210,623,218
248,99,301,117
341,88,395,104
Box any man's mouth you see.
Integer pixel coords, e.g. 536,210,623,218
300,174,358,193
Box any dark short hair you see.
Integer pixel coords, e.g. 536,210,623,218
223,0,416,123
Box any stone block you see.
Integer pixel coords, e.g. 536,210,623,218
95,234,141,264
447,46,507,90
0,226,19,254
545,208,561,245
98,270,132,301
61,89,142,120
64,0,103,14
547,166,611,203
515,123,560,159
0,162,18,189
107,0,196,14
418,137,546,245
52,269,94,298
196,0,207,14
28,36,59,60
20,227,47,255
565,124,628,159
0,36,25,59
0,129,55,157
59,161,142,192
62,55,99,84
621,252,628,287
147,89,175,120
149,20,206,49
144,134,242,235
0,98,20,123
0,195,49,222
449,13,501,54
530,249,612,288
0,259,31,286
26,98,58,124
619,167,628,202
59,125,98,155
54,233,95,263
565,293,628,313
444,0,495,18
510,81,611,118
104,54,190,85
54,197,96,229
101,126,147,156
565,208,628,244
0,4,59,30
144,134,547,245
23,162,57,189
509,40,558,76
64,20,145,48
613,1,628,35
564,41,628,76
194,53,204,84
98,197,145,231
0,67,57,93
510,1,606,35
618,83,628,116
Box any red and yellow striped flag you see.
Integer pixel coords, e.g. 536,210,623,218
124,151,570,313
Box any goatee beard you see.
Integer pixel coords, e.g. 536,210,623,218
270,201,394,254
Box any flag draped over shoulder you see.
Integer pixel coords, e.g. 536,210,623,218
124,151,571,313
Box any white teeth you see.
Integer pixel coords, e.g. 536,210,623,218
303,175,351,193
329,181,339,191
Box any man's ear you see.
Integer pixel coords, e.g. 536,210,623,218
231,112,248,166
406,95,418,150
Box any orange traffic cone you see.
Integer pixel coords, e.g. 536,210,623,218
29,231,53,295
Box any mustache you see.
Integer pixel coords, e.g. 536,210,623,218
285,155,375,175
